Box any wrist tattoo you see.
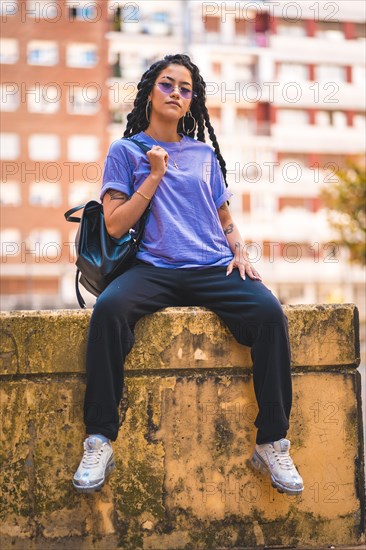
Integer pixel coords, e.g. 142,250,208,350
224,223,234,235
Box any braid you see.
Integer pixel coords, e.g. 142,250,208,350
122,53,229,191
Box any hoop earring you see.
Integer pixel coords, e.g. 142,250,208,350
146,99,151,122
182,110,197,135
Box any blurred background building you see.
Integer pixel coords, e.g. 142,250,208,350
1,0,365,321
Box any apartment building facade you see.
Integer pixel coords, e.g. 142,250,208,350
186,0,365,314
1,0,111,308
1,0,365,318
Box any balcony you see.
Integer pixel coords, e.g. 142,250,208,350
110,9,173,36
270,34,365,65
271,124,366,154
191,30,269,48
263,79,366,111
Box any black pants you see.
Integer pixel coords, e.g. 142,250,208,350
84,259,292,444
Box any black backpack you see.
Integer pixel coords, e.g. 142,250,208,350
64,138,152,308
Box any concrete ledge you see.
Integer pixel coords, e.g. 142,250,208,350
0,304,365,549
0,304,361,375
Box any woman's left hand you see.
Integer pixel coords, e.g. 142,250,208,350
226,254,262,281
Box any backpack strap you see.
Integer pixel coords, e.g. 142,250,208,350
75,269,87,309
124,136,152,154
64,204,86,223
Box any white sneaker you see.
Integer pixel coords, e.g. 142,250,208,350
73,436,115,493
251,438,304,496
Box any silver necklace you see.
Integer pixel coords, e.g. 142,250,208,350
144,132,183,169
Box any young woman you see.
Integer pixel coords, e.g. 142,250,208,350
73,54,304,496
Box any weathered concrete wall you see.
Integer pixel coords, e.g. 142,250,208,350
0,304,365,549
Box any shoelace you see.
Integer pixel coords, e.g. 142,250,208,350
276,449,294,470
82,445,104,468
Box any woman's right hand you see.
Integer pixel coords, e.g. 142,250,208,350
147,145,168,178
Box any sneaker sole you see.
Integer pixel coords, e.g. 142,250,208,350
72,458,115,494
250,452,304,496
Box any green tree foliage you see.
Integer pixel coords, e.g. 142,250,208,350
320,161,366,266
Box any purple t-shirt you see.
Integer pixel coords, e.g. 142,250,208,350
100,131,234,269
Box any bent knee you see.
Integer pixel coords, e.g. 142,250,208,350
92,288,130,320
257,295,287,326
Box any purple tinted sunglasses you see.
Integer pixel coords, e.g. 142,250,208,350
155,81,197,100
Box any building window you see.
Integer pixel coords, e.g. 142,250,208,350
0,133,20,159
143,12,172,36
68,4,97,20
27,84,60,113
235,108,255,134
277,20,306,36
353,65,366,87
332,111,348,127
277,109,309,125
354,113,366,129
27,40,58,66
66,43,98,68
119,4,142,33
67,135,100,161
67,87,100,115
0,182,21,206
28,134,60,160
69,181,99,205
235,62,253,82
0,1,17,16
110,51,122,77
252,194,275,214
278,63,308,81
315,20,344,41
0,84,20,111
315,110,347,127
114,52,143,79
0,38,19,64
315,64,346,82
0,229,21,255
315,111,331,126
354,23,366,41
29,181,61,206
26,229,61,251
27,0,59,18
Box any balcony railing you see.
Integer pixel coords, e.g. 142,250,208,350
191,30,269,47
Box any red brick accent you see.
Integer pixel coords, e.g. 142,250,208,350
306,19,316,37
242,194,251,212
343,21,355,40
345,66,353,84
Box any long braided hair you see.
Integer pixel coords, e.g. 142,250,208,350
123,53,228,189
